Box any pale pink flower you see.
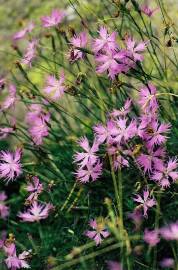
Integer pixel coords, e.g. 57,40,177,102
41,9,65,28
13,22,35,41
0,192,9,219
110,99,132,118
138,83,159,113
18,201,54,222
74,137,99,168
107,261,123,270
25,176,43,204
160,221,178,240
0,84,16,112
21,39,38,66
128,208,143,231
144,229,160,246
92,26,118,54
125,37,147,62
159,258,174,268
0,149,22,183
93,120,118,145
69,32,87,62
133,189,156,217
85,219,110,245
76,160,102,183
114,118,137,144
107,144,130,170
43,70,65,100
0,127,14,140
141,5,159,17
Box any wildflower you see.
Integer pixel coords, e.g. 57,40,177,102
0,192,9,219
93,120,118,145
114,118,137,144
13,22,35,41
25,176,43,204
160,221,178,240
143,229,160,246
138,83,159,113
107,261,123,270
41,9,65,28
76,160,102,183
0,84,17,112
159,258,175,268
21,39,38,66
0,127,14,140
85,218,110,245
137,147,166,173
133,189,156,217
18,201,54,222
0,149,22,183
141,5,159,17
110,99,132,118
151,158,178,188
107,144,130,170
128,208,143,231
125,36,147,62
74,137,99,168
69,32,87,62
92,26,118,54
43,70,65,101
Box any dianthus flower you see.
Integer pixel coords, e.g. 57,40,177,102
125,36,147,62
76,160,102,183
141,5,159,17
110,99,132,118
18,201,54,222
25,176,43,204
69,32,87,62
107,261,123,270
159,258,175,268
133,189,156,217
144,229,160,246
151,158,178,188
0,149,22,183
43,70,65,101
21,39,38,66
0,84,17,112
41,9,65,28
128,208,143,231
160,221,178,240
138,83,159,113
0,127,14,140
92,26,118,54
107,144,130,170
93,120,118,145
0,192,9,219
13,22,35,41
113,118,137,144
85,218,110,245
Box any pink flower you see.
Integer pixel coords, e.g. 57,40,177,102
41,9,65,28
43,70,65,101
25,176,43,204
0,84,17,112
85,219,110,245
0,192,9,219
74,137,99,168
107,261,123,270
114,118,137,144
76,160,102,183
95,50,129,79
137,147,165,173
21,39,38,66
18,201,54,222
159,258,175,268
133,189,156,217
125,37,147,62
0,127,14,140
160,221,178,240
151,158,178,188
144,229,160,246
69,32,87,62
26,104,50,145
92,26,118,54
128,208,143,231
110,99,132,118
107,144,130,170
141,5,159,17
138,83,159,113
13,22,35,41
93,120,118,145
0,149,22,183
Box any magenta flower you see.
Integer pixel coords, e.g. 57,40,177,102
93,120,118,144
13,22,35,41
41,9,65,28
151,158,178,188
159,258,175,268
107,144,130,170
160,221,178,240
107,261,123,270
110,99,132,118
114,118,137,144
21,39,38,66
43,70,65,101
69,32,87,62
92,26,118,54
18,201,54,222
137,147,165,173
85,219,110,245
125,37,147,62
74,137,99,168
25,176,43,204
144,229,160,246
0,192,9,219
128,208,143,231
133,189,156,217
0,84,16,112
141,5,159,17
138,83,159,113
0,149,22,183
76,160,102,183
